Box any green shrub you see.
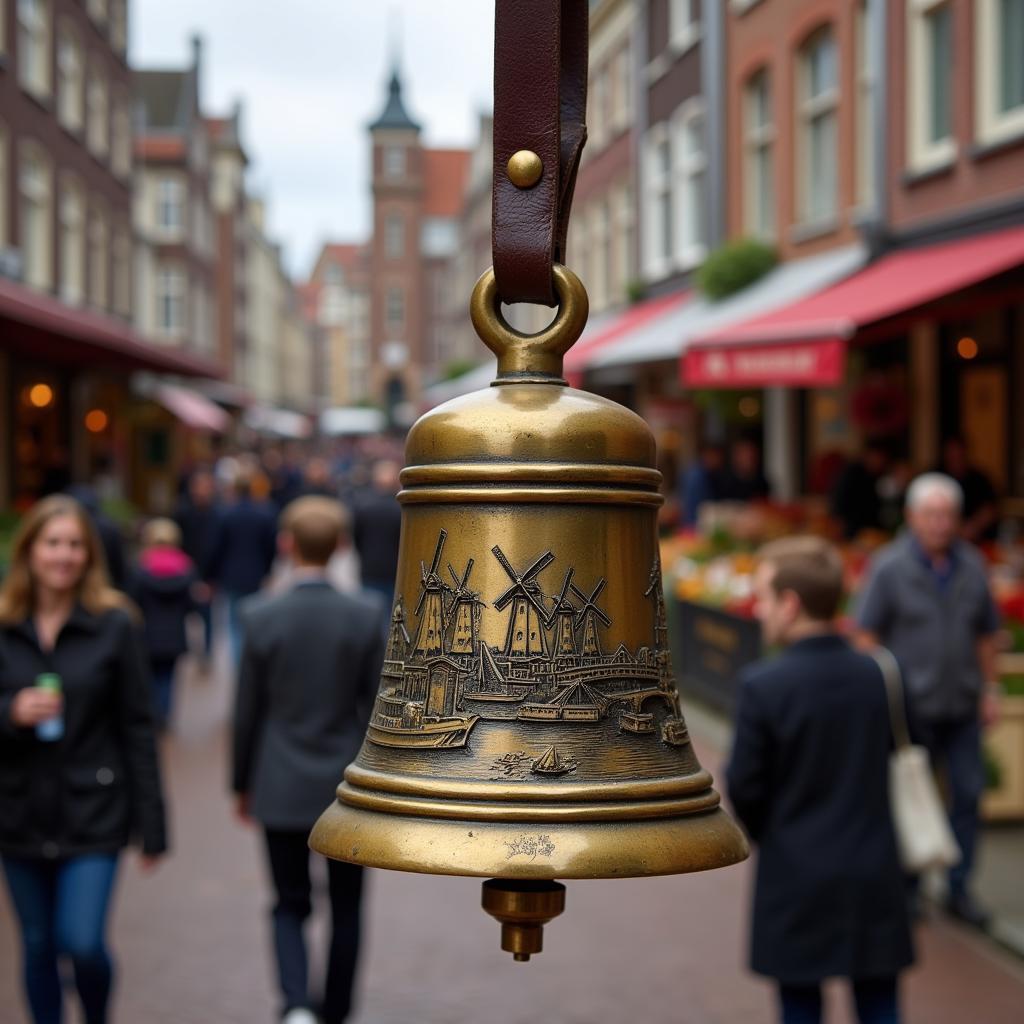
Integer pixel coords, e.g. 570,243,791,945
697,238,778,300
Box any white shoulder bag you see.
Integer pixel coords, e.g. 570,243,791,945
870,647,961,873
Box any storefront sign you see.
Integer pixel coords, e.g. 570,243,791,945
683,339,846,388
674,600,763,715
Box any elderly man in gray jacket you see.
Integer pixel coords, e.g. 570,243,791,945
233,497,385,1024
856,473,1001,928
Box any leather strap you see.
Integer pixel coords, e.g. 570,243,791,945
492,0,588,307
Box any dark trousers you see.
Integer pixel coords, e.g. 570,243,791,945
263,829,364,1023
779,977,899,1024
912,714,983,895
1,853,119,1024
195,599,213,656
149,658,178,728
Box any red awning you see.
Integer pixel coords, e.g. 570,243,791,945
564,290,690,384
688,226,1024,361
0,276,224,378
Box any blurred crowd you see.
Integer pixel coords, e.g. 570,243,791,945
0,437,1009,1024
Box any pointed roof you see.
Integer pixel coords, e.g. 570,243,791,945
370,67,421,132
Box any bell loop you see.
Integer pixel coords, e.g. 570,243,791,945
470,265,589,385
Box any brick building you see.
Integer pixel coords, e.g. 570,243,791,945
0,0,218,511
133,37,218,366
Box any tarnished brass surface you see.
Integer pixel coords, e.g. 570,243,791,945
311,265,748,888
482,880,566,961
507,149,544,189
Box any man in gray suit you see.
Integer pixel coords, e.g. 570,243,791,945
232,497,386,1024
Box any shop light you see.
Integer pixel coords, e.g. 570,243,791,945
738,397,761,418
28,383,54,408
85,409,109,433
957,337,979,360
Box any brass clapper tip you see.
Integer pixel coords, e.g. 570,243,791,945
481,879,566,962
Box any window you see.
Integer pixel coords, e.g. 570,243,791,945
109,0,126,53
386,287,404,331
324,263,343,286
907,0,954,171
642,125,672,279
610,45,632,135
113,225,131,317
111,94,131,178
797,26,839,225
0,126,8,248
86,64,109,158
384,146,405,178
743,69,775,239
674,105,707,266
57,24,84,133
19,144,53,290
385,213,405,259
589,201,611,311
59,178,85,304
669,0,699,53
156,265,185,335
976,0,1024,144
88,203,108,310
855,3,876,206
18,0,51,99
156,178,184,233
613,183,635,299
589,65,609,150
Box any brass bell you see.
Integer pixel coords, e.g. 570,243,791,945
310,265,748,958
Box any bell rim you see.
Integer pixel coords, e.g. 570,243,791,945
343,762,715,806
309,802,750,879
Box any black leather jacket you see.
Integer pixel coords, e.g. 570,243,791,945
0,606,167,859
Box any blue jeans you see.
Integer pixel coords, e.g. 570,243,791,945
912,715,983,895
2,853,120,1024
779,977,899,1024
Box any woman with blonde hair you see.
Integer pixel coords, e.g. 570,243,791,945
0,495,166,1024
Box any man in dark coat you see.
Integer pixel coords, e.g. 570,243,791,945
727,537,913,1024
232,497,385,1024
350,460,402,609
174,468,221,660
205,474,278,665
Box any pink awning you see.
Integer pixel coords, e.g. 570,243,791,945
153,383,231,433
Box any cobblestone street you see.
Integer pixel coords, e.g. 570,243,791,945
2,654,1024,1023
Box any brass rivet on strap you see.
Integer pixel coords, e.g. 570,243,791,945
507,150,543,189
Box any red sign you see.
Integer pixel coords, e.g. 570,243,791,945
682,339,846,389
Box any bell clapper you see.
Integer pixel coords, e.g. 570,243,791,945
481,879,566,961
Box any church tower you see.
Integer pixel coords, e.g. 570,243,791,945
368,64,424,421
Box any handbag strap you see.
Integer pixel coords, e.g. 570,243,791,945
492,0,589,307
869,647,912,751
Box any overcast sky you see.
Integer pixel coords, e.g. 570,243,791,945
132,1,494,279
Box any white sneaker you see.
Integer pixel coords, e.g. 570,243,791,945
282,1010,319,1024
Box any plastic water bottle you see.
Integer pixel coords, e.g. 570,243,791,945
35,674,64,742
